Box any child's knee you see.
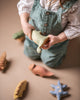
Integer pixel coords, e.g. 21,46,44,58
41,53,64,68
24,45,40,60
41,57,58,68
43,60,61,68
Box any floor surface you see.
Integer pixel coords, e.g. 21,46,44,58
0,0,80,100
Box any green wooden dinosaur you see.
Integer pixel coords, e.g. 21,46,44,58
32,30,49,53
12,30,25,39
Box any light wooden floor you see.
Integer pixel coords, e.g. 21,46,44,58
0,0,80,100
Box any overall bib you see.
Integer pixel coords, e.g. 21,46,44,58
24,0,76,68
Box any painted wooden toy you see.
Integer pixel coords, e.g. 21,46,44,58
29,64,54,77
0,52,7,71
14,80,28,100
32,30,49,53
13,30,25,42
50,80,68,100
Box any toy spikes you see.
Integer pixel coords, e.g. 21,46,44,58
50,80,68,100
32,30,49,53
14,80,28,100
0,52,7,71
12,30,25,42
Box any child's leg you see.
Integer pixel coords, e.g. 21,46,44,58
24,36,40,60
41,50,65,68
41,41,69,68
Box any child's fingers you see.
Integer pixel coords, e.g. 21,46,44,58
29,33,32,40
29,24,35,30
28,31,32,40
41,43,49,49
43,46,50,49
42,40,53,49
32,26,35,30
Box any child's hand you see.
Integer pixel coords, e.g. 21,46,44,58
41,32,68,49
22,22,35,40
41,35,59,49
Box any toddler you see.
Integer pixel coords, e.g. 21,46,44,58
17,0,80,68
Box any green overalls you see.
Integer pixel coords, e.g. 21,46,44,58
24,0,77,68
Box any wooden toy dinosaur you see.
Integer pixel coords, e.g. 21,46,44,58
32,30,49,53
50,80,68,100
13,30,25,42
29,64,54,77
0,52,7,71
14,80,28,100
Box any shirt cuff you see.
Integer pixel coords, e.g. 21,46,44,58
17,1,32,16
64,26,80,40
18,9,30,16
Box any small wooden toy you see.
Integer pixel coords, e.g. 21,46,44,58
0,52,7,71
32,30,49,53
50,80,68,100
12,30,25,42
14,80,28,100
29,64,54,77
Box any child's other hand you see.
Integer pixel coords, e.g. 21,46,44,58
41,35,59,49
22,22,35,40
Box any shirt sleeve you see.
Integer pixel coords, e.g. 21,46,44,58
64,1,80,40
17,0,34,15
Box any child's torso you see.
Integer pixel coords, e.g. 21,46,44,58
29,0,77,35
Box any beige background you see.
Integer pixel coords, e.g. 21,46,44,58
0,0,80,100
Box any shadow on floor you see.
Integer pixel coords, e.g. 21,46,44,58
2,59,13,73
56,38,80,69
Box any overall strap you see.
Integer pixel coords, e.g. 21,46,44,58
34,0,40,5
62,0,78,13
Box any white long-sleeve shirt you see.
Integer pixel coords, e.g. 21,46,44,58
17,0,80,39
